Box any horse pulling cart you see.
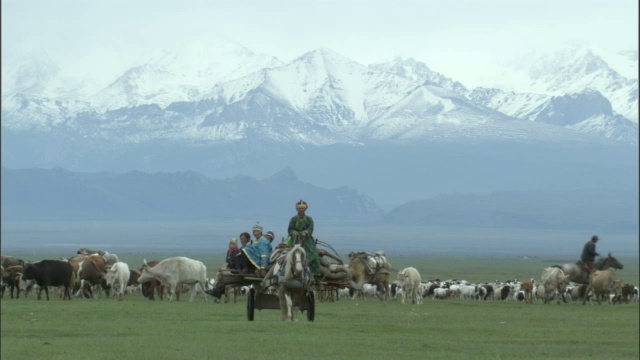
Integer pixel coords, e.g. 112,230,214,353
215,271,317,321
212,241,352,322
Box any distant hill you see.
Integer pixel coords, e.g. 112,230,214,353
384,189,639,232
2,167,637,234
0,167,381,222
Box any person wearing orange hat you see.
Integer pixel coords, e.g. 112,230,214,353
287,200,321,275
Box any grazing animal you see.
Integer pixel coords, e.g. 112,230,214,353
138,257,207,302
67,257,109,298
619,283,635,304
2,265,24,299
20,260,75,300
555,253,623,285
582,270,619,305
520,279,534,304
348,251,391,301
127,269,142,294
397,267,422,305
77,248,105,256
224,285,241,304
106,262,131,301
541,267,570,304
390,282,402,299
1,256,25,269
494,284,512,301
458,285,479,300
433,288,453,299
480,284,494,300
138,261,164,300
277,245,312,321
568,284,588,301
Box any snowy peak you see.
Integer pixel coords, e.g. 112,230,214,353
536,89,613,126
370,57,468,96
2,50,62,98
505,45,638,122
261,48,368,122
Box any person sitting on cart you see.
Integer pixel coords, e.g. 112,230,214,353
237,223,272,276
225,238,240,270
287,200,321,276
264,230,276,244
233,232,253,274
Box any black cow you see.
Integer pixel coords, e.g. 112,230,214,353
21,260,75,300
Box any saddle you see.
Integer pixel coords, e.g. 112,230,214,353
351,251,391,275
575,260,591,274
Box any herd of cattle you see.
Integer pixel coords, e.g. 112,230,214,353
1,251,638,306
0,250,210,302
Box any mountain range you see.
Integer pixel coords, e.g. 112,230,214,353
2,166,637,234
1,40,638,209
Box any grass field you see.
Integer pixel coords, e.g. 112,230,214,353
1,254,638,359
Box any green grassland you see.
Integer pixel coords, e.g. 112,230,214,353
1,254,638,359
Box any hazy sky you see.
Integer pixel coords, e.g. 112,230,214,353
2,0,638,88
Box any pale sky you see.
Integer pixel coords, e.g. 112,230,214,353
2,0,638,88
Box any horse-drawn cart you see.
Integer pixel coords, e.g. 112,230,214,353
211,242,352,321
215,271,316,321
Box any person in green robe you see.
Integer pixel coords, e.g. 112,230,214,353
287,200,321,275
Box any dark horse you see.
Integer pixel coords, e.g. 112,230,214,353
555,253,624,285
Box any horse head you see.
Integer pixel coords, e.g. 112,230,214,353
601,253,623,270
284,245,306,280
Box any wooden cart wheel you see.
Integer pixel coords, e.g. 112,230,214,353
306,291,315,322
247,287,256,321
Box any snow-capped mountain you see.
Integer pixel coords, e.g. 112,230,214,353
2,41,638,188
500,46,638,123
469,87,639,144
90,37,283,111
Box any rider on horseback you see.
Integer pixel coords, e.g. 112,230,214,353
580,235,600,274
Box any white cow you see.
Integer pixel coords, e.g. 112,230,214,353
106,262,131,301
138,257,207,302
397,267,422,305
541,267,570,305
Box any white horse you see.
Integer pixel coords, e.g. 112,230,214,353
277,245,311,321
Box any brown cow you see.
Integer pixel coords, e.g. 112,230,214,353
617,283,635,304
520,279,534,304
2,265,24,299
1,255,25,268
139,261,165,301
127,269,141,294
67,257,109,298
